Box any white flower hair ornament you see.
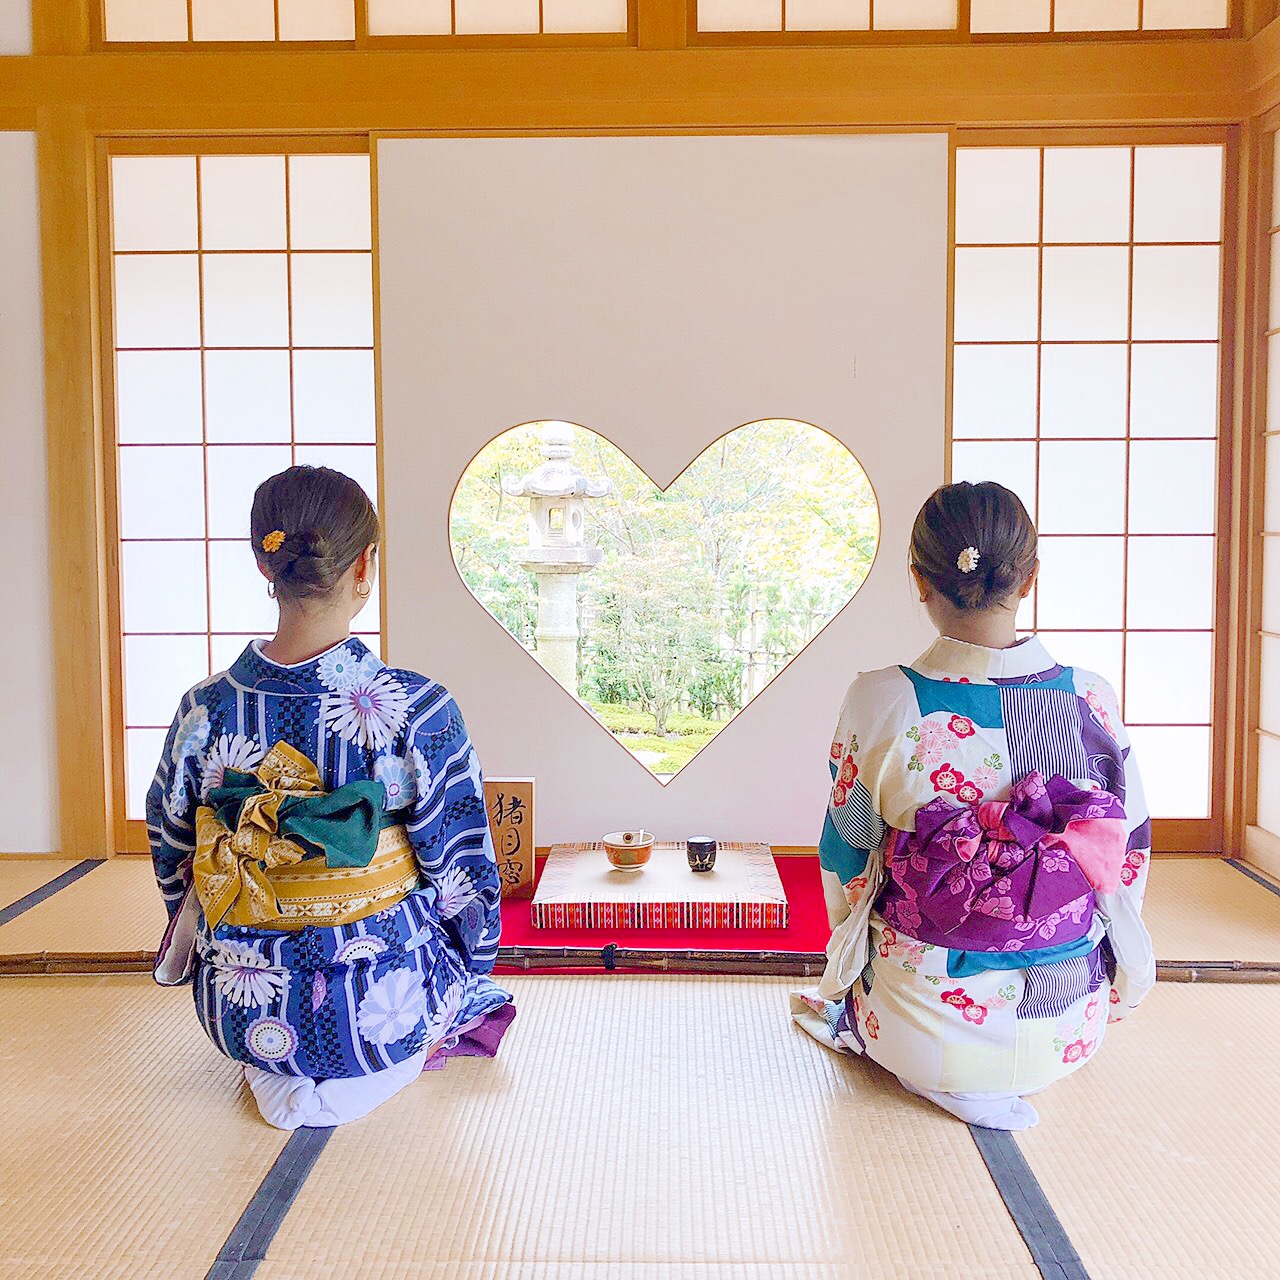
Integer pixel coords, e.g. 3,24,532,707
957,546,982,574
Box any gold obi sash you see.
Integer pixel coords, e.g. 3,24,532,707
192,741,420,932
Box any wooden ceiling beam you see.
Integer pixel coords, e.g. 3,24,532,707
0,39,1250,133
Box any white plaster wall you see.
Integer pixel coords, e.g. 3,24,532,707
0,1,32,53
378,135,947,844
0,132,59,852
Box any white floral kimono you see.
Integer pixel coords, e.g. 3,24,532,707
792,635,1155,1096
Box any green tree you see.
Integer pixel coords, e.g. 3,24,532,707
588,555,720,735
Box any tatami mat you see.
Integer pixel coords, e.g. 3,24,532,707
0,856,165,960
2,971,1277,1277
0,858,84,910
257,976,1039,1280
0,975,288,1280
1017,983,1280,1280
1143,857,1280,961
260,1269,977,1279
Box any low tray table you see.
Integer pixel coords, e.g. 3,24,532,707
530,841,789,930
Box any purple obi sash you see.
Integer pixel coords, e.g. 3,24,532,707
877,772,1128,955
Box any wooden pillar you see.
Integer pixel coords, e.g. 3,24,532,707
637,0,688,50
31,0,92,54
37,107,114,857
1224,116,1268,856
1243,1,1280,40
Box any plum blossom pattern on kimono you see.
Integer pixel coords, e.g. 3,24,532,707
793,635,1155,1098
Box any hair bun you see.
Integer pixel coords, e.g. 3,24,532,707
251,465,380,601
270,528,321,570
909,481,1037,614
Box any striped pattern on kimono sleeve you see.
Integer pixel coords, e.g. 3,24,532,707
831,778,886,852
818,668,906,887
818,812,870,885
404,684,502,974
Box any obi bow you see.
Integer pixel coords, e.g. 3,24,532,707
886,772,1128,950
192,741,385,930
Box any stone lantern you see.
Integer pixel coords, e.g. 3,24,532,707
503,423,609,694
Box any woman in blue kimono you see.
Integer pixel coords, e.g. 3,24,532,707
149,465,513,1129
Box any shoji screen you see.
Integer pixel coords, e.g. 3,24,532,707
106,146,380,832
101,0,627,40
368,0,627,34
103,0,356,41
952,141,1225,830
696,0,1228,33
970,0,1229,32
697,0,958,32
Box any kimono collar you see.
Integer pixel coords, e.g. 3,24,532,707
227,637,383,698
913,634,1058,685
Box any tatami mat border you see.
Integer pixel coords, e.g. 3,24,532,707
207,1129,335,1280
972,1127,1092,1280
1227,859,1280,897
0,858,102,927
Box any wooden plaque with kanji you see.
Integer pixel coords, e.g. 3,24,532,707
484,777,536,900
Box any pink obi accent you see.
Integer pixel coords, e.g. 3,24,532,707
879,772,1127,953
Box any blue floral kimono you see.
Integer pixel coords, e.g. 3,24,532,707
148,637,513,1079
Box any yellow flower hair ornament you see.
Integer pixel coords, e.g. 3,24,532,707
261,530,287,554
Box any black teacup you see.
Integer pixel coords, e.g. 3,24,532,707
686,836,717,873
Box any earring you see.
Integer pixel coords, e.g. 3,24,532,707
267,581,277,599
355,579,371,599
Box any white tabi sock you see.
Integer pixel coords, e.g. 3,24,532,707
244,1066,323,1131
896,1075,1040,1131
304,1048,431,1129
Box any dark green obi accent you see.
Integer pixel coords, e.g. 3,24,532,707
210,770,393,869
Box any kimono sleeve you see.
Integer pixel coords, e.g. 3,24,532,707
1087,677,1156,1021
404,691,502,974
819,674,889,929
147,695,209,921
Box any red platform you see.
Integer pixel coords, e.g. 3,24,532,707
496,854,830,975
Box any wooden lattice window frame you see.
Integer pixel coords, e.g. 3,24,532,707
98,135,386,854
947,126,1239,855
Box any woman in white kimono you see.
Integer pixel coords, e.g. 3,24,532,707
150,466,513,1129
792,481,1154,1131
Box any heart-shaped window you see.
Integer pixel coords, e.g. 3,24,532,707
450,420,879,782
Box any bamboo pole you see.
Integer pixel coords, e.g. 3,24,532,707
5,947,1277,980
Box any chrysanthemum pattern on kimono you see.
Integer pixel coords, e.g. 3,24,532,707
147,637,512,1079
791,635,1154,1097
